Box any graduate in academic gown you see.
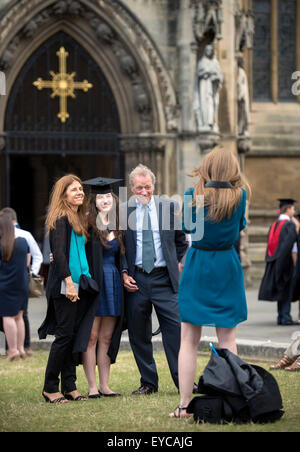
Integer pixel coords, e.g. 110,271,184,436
258,198,298,325
81,177,127,398
291,214,300,323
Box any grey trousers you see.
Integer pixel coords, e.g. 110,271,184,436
285,331,300,360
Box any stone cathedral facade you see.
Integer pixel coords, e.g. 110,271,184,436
0,0,299,283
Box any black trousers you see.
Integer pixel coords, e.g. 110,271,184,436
126,268,181,391
23,310,30,348
43,295,87,394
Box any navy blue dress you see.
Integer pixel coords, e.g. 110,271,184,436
0,237,29,316
95,238,122,317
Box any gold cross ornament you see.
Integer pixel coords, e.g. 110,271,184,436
33,47,93,123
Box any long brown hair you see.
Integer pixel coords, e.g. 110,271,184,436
46,174,88,239
189,146,251,222
0,212,15,262
88,192,125,255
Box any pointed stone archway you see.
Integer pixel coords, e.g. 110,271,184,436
0,0,179,205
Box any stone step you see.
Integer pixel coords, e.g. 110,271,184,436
248,226,269,236
251,134,300,148
249,114,300,125
250,102,300,117
250,121,300,132
248,225,269,244
248,262,265,281
248,244,266,263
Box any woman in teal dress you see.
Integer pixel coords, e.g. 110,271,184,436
170,146,251,418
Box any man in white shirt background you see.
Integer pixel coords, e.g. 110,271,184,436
1,207,43,356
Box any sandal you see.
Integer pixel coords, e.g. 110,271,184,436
42,392,68,404
285,356,300,372
169,405,191,418
64,392,87,401
269,355,295,370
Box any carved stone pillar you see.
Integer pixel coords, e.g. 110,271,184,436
120,135,166,195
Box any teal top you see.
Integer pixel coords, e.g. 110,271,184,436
69,230,91,284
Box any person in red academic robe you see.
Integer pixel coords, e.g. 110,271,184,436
258,199,298,325
291,214,300,324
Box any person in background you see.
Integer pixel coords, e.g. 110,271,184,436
1,207,43,356
291,214,300,324
170,146,250,418
269,331,300,372
259,199,298,325
82,177,125,398
0,212,30,361
38,174,97,403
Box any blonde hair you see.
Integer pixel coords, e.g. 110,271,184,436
190,146,251,222
46,174,88,238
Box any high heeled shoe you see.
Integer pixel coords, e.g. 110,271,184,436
63,392,87,401
42,392,68,404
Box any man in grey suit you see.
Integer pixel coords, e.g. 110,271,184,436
121,164,188,394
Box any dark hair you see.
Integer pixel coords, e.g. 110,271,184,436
0,212,15,262
88,192,125,255
1,207,18,223
280,204,293,214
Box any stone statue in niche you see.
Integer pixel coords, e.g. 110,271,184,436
237,56,250,137
194,44,223,132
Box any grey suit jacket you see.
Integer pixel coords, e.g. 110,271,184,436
120,195,188,293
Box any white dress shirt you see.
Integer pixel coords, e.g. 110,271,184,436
14,225,43,275
135,197,166,268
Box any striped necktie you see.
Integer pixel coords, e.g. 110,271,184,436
142,205,156,273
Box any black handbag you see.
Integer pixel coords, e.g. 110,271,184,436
79,274,99,295
75,235,99,297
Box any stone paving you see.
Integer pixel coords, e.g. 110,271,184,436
1,285,299,359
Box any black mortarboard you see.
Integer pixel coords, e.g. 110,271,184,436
277,198,297,209
82,177,123,194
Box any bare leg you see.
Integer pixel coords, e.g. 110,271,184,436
170,322,202,417
216,327,237,355
15,310,26,355
82,317,101,395
97,316,117,394
3,316,19,359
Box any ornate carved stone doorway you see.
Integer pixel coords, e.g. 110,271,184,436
0,0,179,240
3,31,122,240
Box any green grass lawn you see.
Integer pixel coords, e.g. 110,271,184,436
0,350,299,432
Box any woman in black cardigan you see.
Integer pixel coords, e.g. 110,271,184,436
39,174,97,403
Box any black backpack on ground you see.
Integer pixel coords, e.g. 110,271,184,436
187,348,284,424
